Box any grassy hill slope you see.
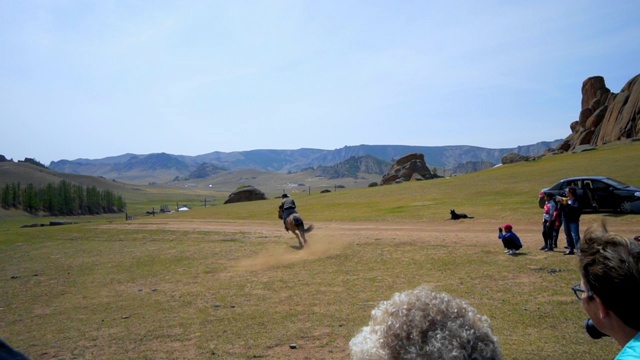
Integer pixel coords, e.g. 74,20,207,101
2,140,639,221
191,140,640,223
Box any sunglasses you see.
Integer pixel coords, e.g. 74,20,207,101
571,284,593,300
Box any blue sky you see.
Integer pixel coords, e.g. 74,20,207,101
1,1,639,165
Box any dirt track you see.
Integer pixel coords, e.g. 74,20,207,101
106,216,640,251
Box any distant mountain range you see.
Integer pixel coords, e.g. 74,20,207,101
47,141,562,184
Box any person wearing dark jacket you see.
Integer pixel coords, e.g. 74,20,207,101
561,186,581,255
280,193,297,231
498,224,522,256
0,338,29,360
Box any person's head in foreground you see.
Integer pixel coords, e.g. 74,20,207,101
578,221,640,354
349,285,502,360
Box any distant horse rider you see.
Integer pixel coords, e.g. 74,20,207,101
281,193,297,232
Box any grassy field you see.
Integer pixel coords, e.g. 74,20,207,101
2,141,640,359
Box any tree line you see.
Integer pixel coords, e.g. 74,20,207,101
1,180,126,216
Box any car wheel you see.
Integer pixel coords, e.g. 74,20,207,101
620,201,632,213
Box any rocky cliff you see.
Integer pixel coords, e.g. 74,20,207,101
380,153,436,185
557,73,640,151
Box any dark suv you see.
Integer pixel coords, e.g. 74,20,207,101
538,176,640,213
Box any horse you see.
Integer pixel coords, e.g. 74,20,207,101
450,209,474,220
278,204,314,248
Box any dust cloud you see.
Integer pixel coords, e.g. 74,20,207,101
232,232,346,272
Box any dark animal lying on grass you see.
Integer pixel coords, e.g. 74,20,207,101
450,209,474,220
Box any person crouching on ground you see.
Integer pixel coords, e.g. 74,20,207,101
498,224,522,256
349,285,502,359
576,222,640,358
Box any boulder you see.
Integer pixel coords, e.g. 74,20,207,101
572,145,597,153
380,153,435,185
223,186,267,204
501,152,534,164
557,73,640,151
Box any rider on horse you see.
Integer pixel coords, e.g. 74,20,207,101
281,193,297,231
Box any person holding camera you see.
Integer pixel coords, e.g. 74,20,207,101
540,192,557,251
498,224,522,256
575,222,640,358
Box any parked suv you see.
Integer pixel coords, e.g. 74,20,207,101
538,176,640,213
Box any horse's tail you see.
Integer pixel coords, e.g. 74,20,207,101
293,216,313,234
304,224,314,234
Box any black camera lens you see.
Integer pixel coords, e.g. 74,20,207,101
585,318,608,339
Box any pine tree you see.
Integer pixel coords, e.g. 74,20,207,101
22,183,40,214
1,184,10,209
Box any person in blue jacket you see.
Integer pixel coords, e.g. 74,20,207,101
0,338,29,359
498,224,522,256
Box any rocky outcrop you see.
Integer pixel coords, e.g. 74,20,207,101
557,74,640,151
501,153,535,164
314,155,390,179
223,186,267,204
380,153,435,185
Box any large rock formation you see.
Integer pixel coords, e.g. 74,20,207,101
223,186,267,204
501,152,535,165
557,73,640,151
380,153,435,185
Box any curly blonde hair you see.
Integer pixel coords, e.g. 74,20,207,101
349,286,502,360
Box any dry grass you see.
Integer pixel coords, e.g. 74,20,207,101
2,141,640,359
3,216,639,359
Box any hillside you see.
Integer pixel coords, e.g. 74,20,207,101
313,155,390,179
0,161,153,205
48,141,562,184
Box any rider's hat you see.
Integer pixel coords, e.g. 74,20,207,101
281,193,289,198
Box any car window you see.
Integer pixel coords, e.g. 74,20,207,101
592,180,609,191
550,182,563,191
603,178,629,188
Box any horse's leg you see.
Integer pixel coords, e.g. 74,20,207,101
294,231,304,248
300,231,307,246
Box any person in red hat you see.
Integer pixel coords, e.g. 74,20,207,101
498,224,522,256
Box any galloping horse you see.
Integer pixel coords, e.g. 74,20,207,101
278,204,314,248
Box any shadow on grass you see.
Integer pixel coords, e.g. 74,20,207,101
599,213,640,218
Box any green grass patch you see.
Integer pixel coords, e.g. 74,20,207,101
2,141,640,358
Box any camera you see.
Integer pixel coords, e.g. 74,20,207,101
585,318,608,339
